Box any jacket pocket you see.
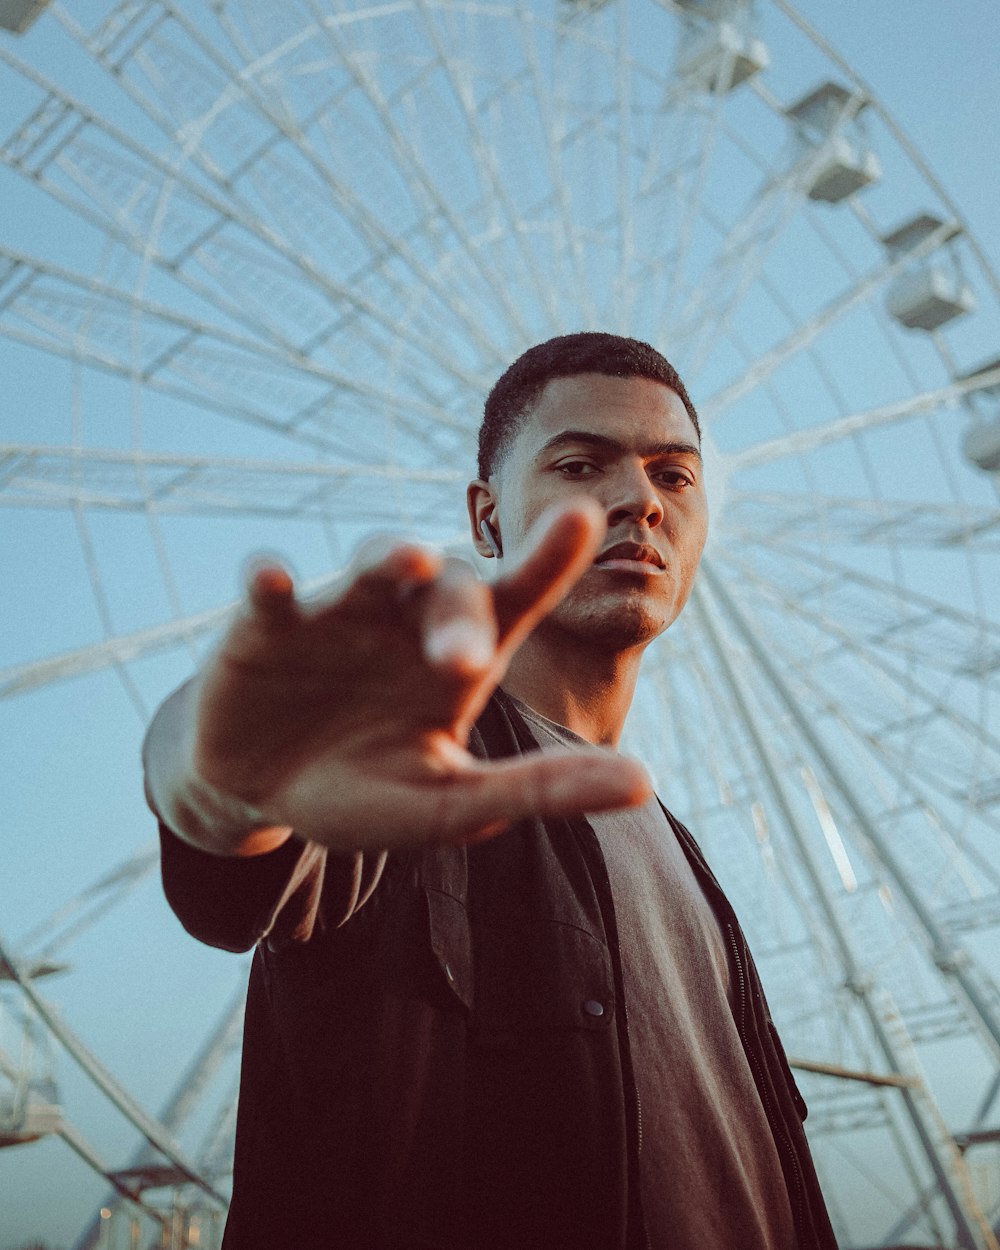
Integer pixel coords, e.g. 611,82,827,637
471,919,615,1047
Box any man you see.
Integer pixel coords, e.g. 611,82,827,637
144,333,837,1249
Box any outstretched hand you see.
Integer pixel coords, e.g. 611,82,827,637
160,501,651,854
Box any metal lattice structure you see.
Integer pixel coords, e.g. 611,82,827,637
2,1,1000,1247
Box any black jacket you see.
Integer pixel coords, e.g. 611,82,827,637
160,690,838,1250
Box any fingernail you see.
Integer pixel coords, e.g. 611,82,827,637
426,620,493,668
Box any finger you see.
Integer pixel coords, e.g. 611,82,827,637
435,748,652,844
352,533,442,581
421,560,497,673
292,537,443,624
329,535,443,609
245,560,299,627
492,501,606,649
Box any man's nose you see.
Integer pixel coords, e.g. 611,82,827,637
605,466,663,529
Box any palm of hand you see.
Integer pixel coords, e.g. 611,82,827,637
188,504,649,851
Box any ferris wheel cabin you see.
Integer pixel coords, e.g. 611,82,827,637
882,214,977,332
0,0,50,34
786,81,882,203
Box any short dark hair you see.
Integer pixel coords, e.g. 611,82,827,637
477,332,700,480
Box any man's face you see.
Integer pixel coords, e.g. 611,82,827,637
484,372,708,651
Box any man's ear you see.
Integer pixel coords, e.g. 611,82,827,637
467,479,502,558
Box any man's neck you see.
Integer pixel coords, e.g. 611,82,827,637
501,629,644,747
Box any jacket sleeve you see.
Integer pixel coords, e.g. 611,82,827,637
159,823,386,953
155,702,498,953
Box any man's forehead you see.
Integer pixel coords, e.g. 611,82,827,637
522,372,697,448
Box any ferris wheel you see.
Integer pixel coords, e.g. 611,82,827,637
1,0,1000,1247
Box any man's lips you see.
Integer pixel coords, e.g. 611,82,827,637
594,542,665,571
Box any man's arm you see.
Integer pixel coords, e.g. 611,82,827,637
143,679,295,857
143,502,651,861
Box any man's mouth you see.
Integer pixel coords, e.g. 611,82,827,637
594,542,665,573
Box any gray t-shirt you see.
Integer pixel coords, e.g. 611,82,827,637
510,696,796,1250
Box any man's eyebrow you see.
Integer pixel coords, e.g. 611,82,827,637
535,430,702,462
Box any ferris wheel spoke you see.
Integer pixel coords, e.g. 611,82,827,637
719,549,1000,770
403,0,565,336
0,443,464,518
689,583,1000,1228
702,219,962,421
655,91,730,332
662,144,816,377
609,0,635,333
0,249,467,450
196,1069,240,1181
631,15,788,333
640,659,713,825
728,363,1000,470
0,531,492,697
291,0,542,345
16,846,160,960
74,982,246,1249
718,539,1000,677
0,605,235,699
0,146,330,371
680,638,775,828
723,489,1000,552
513,0,598,328
46,1115,169,1226
0,49,488,392
756,613,1000,847
713,555,1000,831
699,570,1000,1069
0,320,349,456
0,931,225,1204
114,0,512,363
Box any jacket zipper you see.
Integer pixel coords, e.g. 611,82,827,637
727,922,806,1231
611,923,648,1250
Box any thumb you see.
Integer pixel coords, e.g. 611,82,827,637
445,748,652,844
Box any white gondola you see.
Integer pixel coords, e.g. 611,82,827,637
675,0,768,93
887,267,976,332
787,82,881,203
0,0,50,34
883,214,976,332
677,22,769,92
960,355,1000,473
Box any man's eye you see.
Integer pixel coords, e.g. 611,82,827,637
557,461,597,476
657,469,693,488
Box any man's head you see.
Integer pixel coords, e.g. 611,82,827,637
468,333,708,653
477,332,700,482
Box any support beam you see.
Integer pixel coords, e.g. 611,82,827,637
701,561,1000,1073
789,1056,918,1089
728,365,1000,471
0,932,225,1207
692,577,996,1250
74,985,245,1250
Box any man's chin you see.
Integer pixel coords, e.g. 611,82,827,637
552,594,672,651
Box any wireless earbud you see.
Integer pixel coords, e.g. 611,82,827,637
479,518,502,558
